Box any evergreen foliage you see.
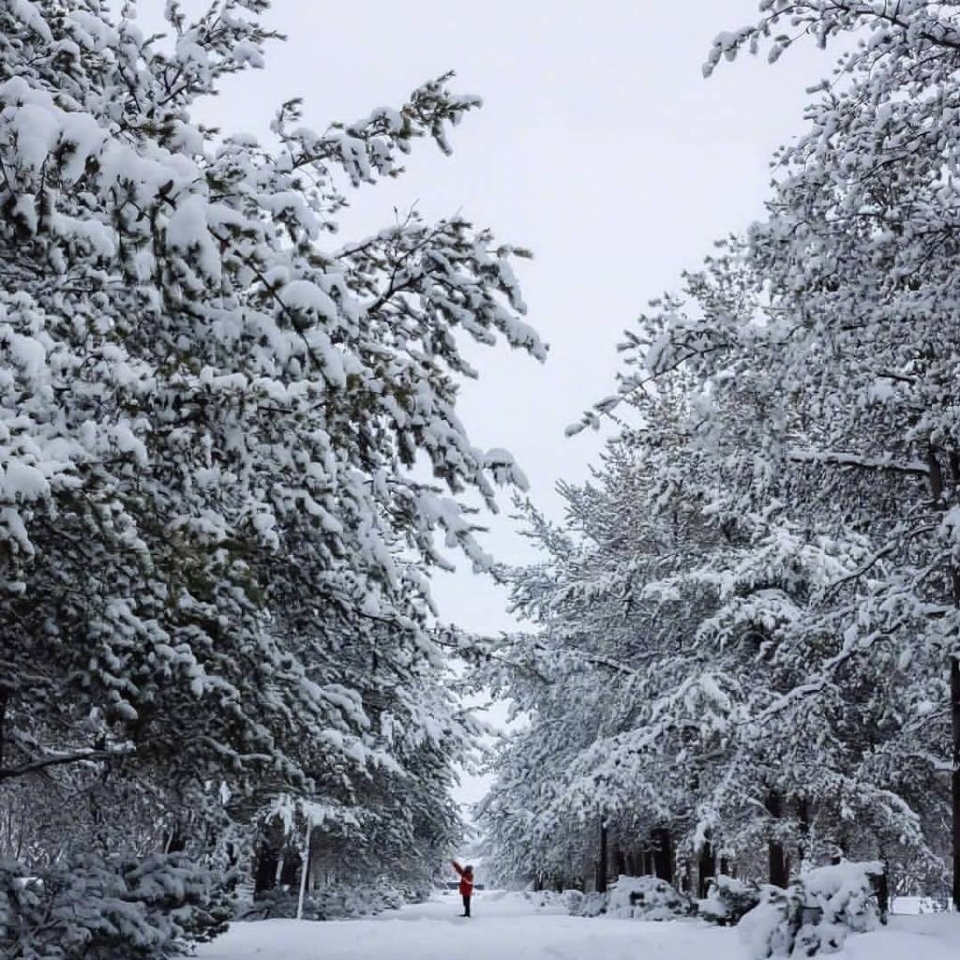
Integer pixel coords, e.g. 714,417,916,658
0,0,541,952
481,0,960,906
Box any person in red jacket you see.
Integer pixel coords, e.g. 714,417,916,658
451,860,474,917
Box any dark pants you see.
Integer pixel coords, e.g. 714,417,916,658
461,893,471,917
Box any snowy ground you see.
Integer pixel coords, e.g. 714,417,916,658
197,890,960,960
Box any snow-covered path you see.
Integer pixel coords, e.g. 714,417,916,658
197,891,960,960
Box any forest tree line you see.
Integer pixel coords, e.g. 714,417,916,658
478,0,960,912
5,3,960,958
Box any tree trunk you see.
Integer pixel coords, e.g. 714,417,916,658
254,843,279,895
698,840,716,898
280,851,300,889
651,827,673,884
597,820,609,894
874,861,889,924
0,686,7,771
797,795,810,867
952,654,960,912
296,823,312,920
766,791,789,888
165,826,187,853
933,448,960,911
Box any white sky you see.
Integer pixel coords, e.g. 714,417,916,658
181,1,836,636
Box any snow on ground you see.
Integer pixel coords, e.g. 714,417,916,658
197,890,960,960
843,914,960,960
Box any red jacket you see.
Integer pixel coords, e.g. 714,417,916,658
452,861,474,896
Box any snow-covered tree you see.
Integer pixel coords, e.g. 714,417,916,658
1,0,543,951
565,0,960,904
485,368,948,894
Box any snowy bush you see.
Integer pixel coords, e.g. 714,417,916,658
698,874,761,926
240,879,409,921
606,876,692,920
738,861,883,959
236,888,301,920
564,877,691,920
313,879,408,918
562,888,585,915
738,885,804,960
311,883,382,920
578,892,608,917
0,854,230,959
396,877,433,905
520,889,564,911
374,879,411,912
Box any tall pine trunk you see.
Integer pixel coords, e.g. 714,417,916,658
697,840,716,898
596,820,609,894
765,791,789,888
952,654,960,912
0,686,6,771
651,827,673,885
796,795,810,867
279,852,300,888
253,842,279,895
930,447,960,910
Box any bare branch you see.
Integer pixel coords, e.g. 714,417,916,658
0,746,133,783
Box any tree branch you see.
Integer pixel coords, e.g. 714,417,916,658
0,746,133,783
787,448,929,477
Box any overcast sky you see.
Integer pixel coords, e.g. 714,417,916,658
184,1,836,635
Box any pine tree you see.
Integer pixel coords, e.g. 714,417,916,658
565,0,960,902
0,0,543,951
